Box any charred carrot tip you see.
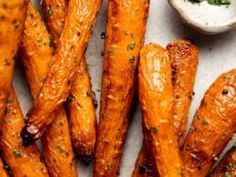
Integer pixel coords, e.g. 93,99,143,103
79,154,93,166
21,126,35,146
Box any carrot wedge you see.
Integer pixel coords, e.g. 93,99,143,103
182,69,236,177
0,0,28,120
42,0,96,160
210,146,236,177
21,0,102,144
67,57,96,161
94,0,149,176
42,0,68,45
138,43,186,177
1,89,49,177
132,39,198,177
20,3,77,177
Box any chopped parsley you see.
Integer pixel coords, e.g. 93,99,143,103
13,150,21,159
150,127,157,134
189,0,231,5
56,144,65,153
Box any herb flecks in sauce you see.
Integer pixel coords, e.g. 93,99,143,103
189,0,231,5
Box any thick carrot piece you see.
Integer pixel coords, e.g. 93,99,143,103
182,69,236,177
167,39,198,146
42,0,96,160
67,58,96,161
0,0,28,120
20,3,77,177
132,39,198,177
210,146,236,177
1,89,49,177
42,0,68,44
94,0,149,176
138,44,186,177
0,159,8,177
21,0,102,144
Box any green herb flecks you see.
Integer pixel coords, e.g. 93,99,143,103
56,144,65,153
13,150,21,159
189,0,231,5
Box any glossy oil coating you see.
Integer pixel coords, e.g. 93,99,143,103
1,89,49,177
94,0,149,176
42,0,68,44
132,39,198,177
210,146,236,177
138,44,186,177
21,0,102,143
67,57,96,161
20,3,77,177
182,69,236,177
42,0,97,160
167,39,198,146
0,159,8,177
0,0,28,121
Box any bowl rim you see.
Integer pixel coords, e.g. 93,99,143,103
168,0,236,34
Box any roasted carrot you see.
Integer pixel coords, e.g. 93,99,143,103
0,0,28,121
210,146,236,177
42,0,96,160
138,43,186,177
94,0,149,176
20,3,77,177
182,69,236,177
132,39,198,177
167,39,199,146
21,0,102,144
42,0,68,45
0,89,49,177
67,58,96,161
0,159,8,177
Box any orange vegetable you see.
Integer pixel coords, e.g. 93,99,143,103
0,0,28,121
20,3,77,177
42,0,68,45
94,0,149,176
43,0,96,161
132,39,198,177
138,43,186,177
21,0,102,145
67,58,97,161
210,146,236,177
1,89,49,177
182,69,236,177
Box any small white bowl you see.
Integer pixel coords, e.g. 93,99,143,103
168,0,236,35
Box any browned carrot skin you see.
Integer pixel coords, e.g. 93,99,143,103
210,146,236,177
67,58,96,161
132,139,157,177
42,0,96,160
94,0,149,176
0,159,8,177
21,0,102,145
20,3,77,177
138,44,185,177
167,39,198,146
42,0,68,45
182,69,236,177
1,89,49,177
42,109,77,177
132,39,198,177
0,0,28,121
